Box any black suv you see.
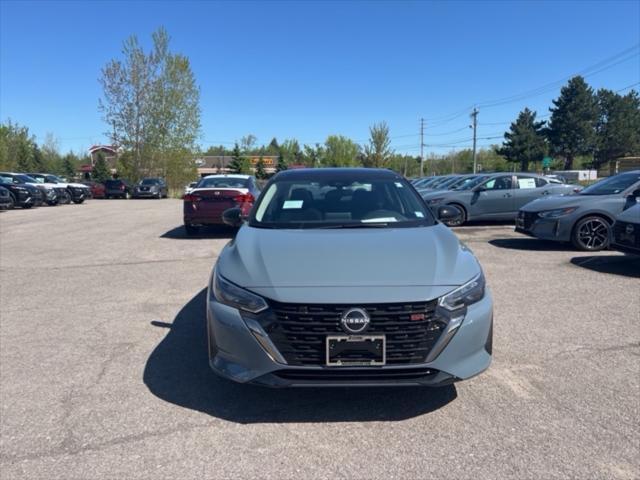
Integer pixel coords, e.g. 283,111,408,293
0,174,42,208
104,179,133,199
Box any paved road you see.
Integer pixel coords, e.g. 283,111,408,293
1,200,638,480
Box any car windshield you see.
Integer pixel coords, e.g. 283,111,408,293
46,175,64,183
579,172,640,196
140,178,160,185
434,176,462,190
250,172,434,229
453,175,487,190
0,176,12,185
197,177,249,189
15,174,37,183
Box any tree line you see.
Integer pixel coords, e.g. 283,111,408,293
499,76,640,171
0,121,86,177
3,26,638,184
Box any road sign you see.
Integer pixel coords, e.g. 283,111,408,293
542,156,552,168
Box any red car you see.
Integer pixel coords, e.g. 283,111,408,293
183,175,259,235
82,181,106,199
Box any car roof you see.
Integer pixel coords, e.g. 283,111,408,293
202,174,252,179
274,168,401,181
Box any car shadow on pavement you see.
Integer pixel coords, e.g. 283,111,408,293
489,238,575,251
570,255,640,278
143,289,457,424
160,225,236,240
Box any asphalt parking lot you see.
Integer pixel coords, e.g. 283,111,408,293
1,200,639,480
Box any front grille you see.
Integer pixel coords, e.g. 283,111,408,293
613,221,640,248
520,211,539,230
262,300,445,366
274,367,438,382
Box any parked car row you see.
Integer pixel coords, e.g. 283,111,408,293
411,170,640,252
0,171,91,209
101,178,168,199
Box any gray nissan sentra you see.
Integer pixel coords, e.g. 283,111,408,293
207,168,493,387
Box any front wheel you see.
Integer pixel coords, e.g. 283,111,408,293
72,198,85,204
442,204,466,227
571,216,610,251
8,193,16,209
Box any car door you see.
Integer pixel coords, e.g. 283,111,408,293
513,175,546,210
469,175,516,219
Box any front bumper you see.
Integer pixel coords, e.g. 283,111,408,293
515,210,573,242
133,189,159,198
206,290,493,387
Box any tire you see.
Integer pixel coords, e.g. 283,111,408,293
23,203,33,209
184,224,199,236
156,192,162,199
72,198,85,204
8,193,15,210
571,216,611,251
442,204,467,227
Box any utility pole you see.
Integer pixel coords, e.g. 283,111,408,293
419,118,425,176
471,107,478,174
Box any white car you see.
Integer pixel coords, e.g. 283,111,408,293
28,173,91,204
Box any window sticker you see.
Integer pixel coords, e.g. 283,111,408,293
415,211,424,218
283,200,304,209
395,182,404,188
518,178,536,189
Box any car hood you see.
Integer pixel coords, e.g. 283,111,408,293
217,223,482,303
25,182,54,190
521,193,612,212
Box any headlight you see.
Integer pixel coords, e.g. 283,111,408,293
439,271,485,311
538,207,578,218
426,197,445,205
212,271,268,313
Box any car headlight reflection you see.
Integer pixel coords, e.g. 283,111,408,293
212,272,268,313
538,207,578,218
439,271,485,312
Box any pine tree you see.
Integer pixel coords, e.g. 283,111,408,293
276,151,288,172
92,151,111,182
228,142,244,173
546,76,598,170
498,108,547,171
62,154,76,179
255,155,267,179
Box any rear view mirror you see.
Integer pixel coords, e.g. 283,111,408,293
222,207,243,227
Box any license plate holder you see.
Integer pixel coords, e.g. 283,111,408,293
326,335,386,366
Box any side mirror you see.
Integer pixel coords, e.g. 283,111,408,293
629,188,640,199
222,207,243,227
437,205,462,222
473,185,486,193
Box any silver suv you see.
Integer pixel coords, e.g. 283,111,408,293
206,168,493,387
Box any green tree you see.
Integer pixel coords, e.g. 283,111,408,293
323,135,360,167
266,138,280,155
99,27,201,186
594,88,640,169
255,155,267,179
276,151,288,172
228,143,246,173
363,121,393,168
303,143,323,167
61,154,77,179
92,151,111,182
546,76,598,170
497,108,547,171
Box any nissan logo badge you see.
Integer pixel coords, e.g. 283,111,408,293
340,307,370,334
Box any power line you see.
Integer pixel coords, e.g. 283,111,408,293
422,43,639,124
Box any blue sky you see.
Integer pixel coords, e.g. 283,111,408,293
1,0,639,156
